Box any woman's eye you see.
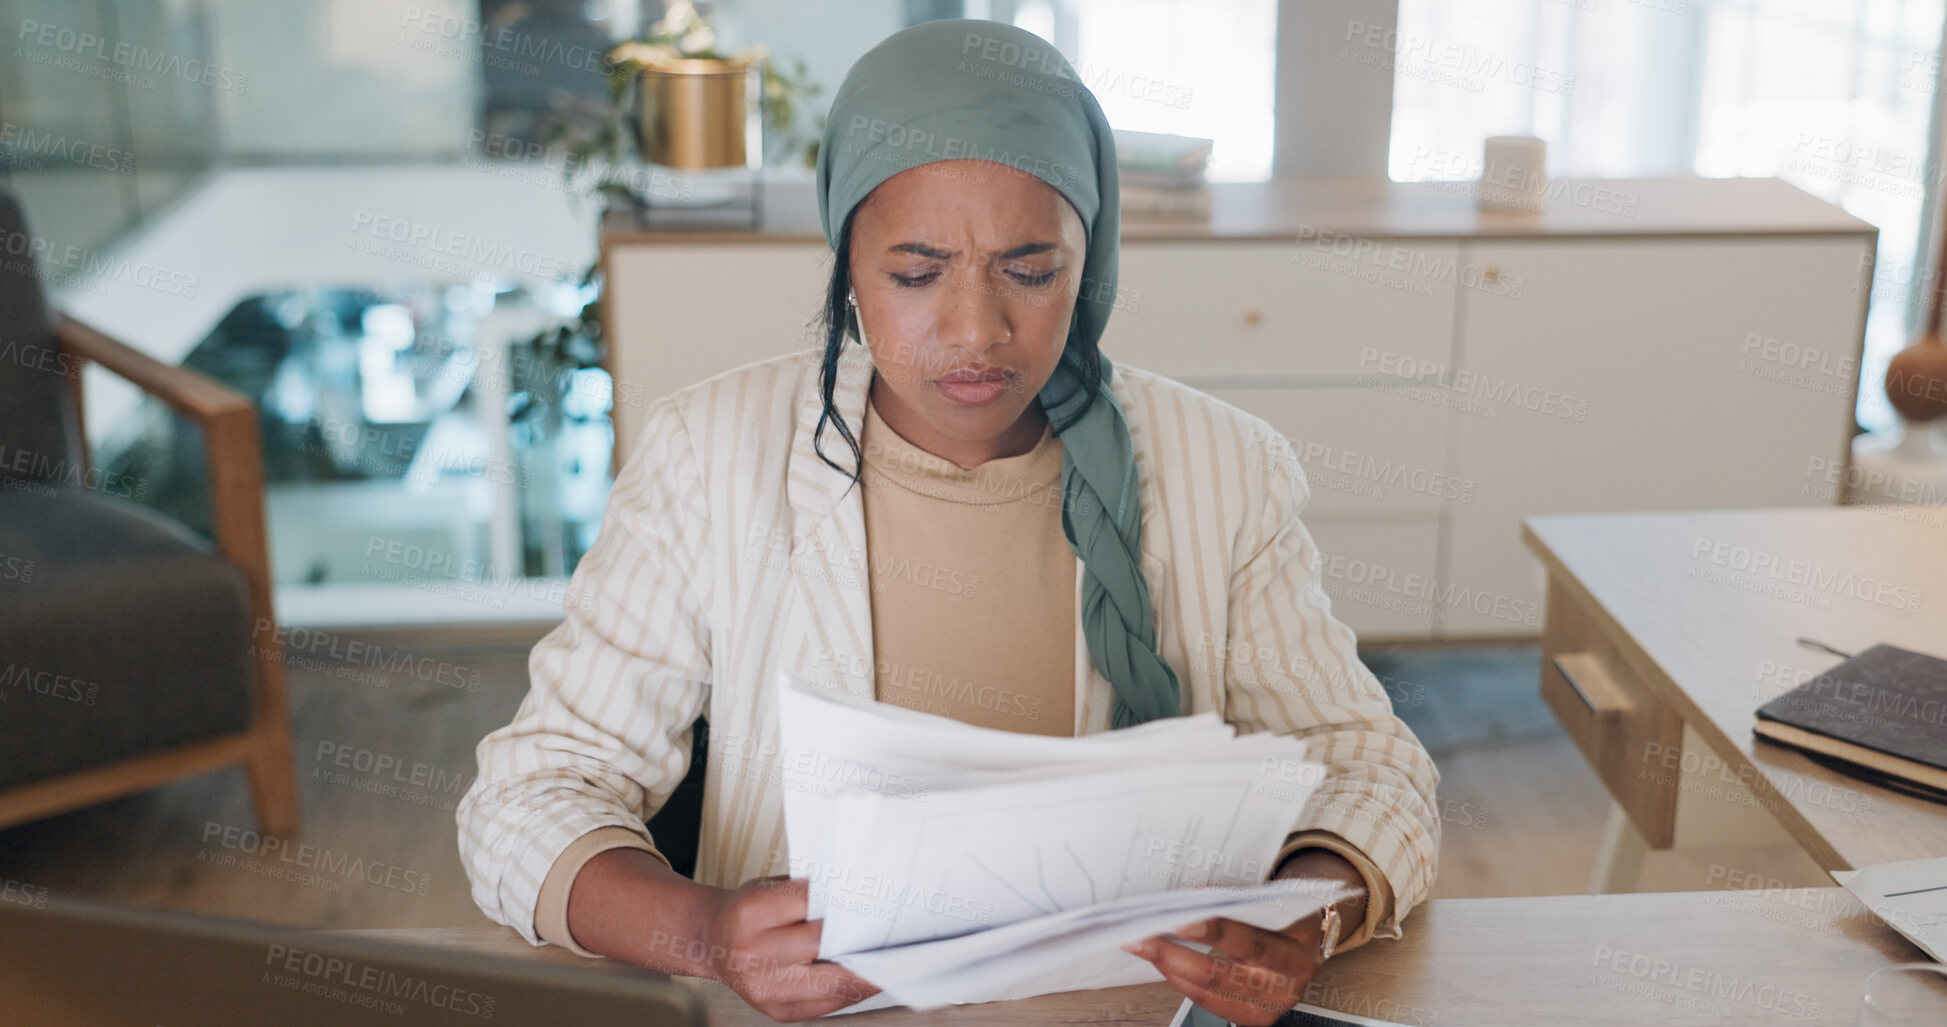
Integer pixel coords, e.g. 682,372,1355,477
891,272,938,288
1011,269,1058,287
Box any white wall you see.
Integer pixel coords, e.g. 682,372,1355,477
1274,0,1397,178
209,0,480,159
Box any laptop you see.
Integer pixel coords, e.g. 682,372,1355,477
0,894,706,1025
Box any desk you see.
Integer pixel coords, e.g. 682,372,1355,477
1523,507,1947,891
345,890,1922,1025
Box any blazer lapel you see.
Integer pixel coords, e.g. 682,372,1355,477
780,342,878,703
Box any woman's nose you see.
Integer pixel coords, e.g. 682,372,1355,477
934,263,1011,357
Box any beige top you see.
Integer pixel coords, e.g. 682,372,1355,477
531,384,1392,956
857,389,1077,736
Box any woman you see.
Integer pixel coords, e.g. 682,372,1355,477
458,19,1440,1025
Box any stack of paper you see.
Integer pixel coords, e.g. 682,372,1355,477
1832,857,1947,963
774,672,1345,1011
1113,129,1215,219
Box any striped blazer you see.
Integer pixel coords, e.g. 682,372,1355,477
457,339,1441,946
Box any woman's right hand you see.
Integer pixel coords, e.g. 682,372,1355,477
569,852,880,1021
698,875,880,1021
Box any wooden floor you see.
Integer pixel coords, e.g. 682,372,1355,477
0,635,1828,932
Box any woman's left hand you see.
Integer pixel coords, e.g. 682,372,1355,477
1120,849,1368,1027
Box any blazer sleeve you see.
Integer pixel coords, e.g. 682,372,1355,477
1217,426,1441,941
456,395,715,945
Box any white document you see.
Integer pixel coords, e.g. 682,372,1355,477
832,878,1357,1011
775,671,1336,1012
817,738,1323,955
1832,856,1947,962
777,669,1247,918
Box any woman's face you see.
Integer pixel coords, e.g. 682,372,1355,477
848,158,1088,469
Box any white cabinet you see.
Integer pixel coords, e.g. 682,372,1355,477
603,179,1875,642
1110,240,1457,379
1441,236,1871,635
605,243,829,448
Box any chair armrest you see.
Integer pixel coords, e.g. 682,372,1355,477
55,317,252,422
53,316,273,597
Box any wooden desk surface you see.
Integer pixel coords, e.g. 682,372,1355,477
1524,506,1947,871
341,890,1924,1025
601,176,1873,246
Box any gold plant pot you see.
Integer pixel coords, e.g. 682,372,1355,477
637,57,755,169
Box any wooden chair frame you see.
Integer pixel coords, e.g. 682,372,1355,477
0,317,299,835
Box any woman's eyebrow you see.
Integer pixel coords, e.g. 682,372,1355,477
889,242,1057,259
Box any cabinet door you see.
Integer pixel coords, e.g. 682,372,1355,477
1109,240,1459,380
1443,236,1872,636
1200,385,1459,518
606,242,829,452
1196,384,1454,640
1306,514,1443,641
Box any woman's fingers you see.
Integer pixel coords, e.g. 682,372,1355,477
1150,962,1294,1027
728,921,879,1013
737,875,812,928
1125,934,1315,1027
735,958,877,1013
1180,916,1315,979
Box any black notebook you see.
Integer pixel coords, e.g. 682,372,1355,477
1753,644,1947,799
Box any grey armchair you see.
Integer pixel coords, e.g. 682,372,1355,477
0,191,298,834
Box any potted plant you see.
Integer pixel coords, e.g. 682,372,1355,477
505,2,822,489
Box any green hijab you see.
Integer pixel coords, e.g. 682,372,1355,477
816,18,1180,728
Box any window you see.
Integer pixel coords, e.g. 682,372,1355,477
1391,0,1947,432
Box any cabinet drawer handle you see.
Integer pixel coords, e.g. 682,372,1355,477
1553,652,1633,717
1242,308,1263,327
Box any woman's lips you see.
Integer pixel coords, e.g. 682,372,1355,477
934,370,1015,406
